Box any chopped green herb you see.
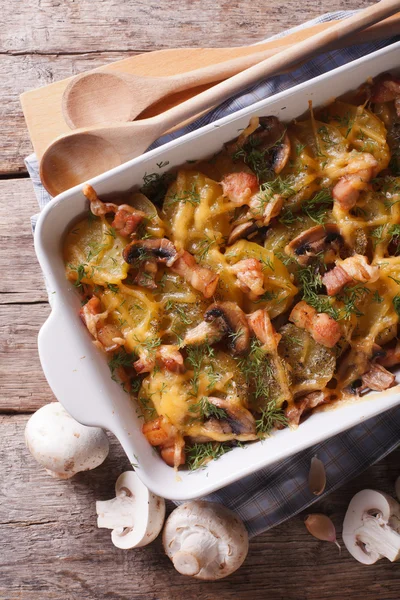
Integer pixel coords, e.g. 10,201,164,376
255,400,288,437
185,442,232,470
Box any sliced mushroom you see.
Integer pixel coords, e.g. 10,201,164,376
96,471,165,549
226,116,291,175
207,397,257,437
123,237,178,267
182,320,225,347
286,390,331,426
163,501,249,579
342,489,400,564
250,192,284,225
284,224,343,265
25,402,109,479
204,301,250,355
360,363,395,391
227,220,259,245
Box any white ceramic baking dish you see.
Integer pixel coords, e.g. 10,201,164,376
35,42,400,500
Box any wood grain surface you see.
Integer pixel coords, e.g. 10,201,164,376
1,1,399,598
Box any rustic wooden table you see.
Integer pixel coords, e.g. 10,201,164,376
1,1,399,598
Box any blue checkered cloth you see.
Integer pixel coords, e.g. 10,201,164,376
26,11,400,538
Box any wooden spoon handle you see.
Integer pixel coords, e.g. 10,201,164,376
155,0,400,134
163,13,400,93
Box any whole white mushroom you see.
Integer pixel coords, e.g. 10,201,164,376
96,471,165,549
342,489,400,564
163,501,249,580
25,402,109,479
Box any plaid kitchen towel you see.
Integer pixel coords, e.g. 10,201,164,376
26,11,400,538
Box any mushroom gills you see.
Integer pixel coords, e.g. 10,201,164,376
342,489,400,564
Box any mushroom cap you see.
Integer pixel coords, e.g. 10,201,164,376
25,402,109,479
204,301,250,355
342,489,400,564
96,471,165,549
163,501,249,580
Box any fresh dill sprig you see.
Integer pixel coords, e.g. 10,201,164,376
296,265,339,320
108,348,135,381
188,396,227,420
336,284,370,319
165,183,200,208
301,189,333,225
140,169,175,205
238,338,273,402
186,344,215,397
393,294,400,318
106,283,119,293
185,442,232,470
69,263,87,290
195,235,217,262
255,400,288,437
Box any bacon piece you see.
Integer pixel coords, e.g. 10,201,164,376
142,417,185,468
97,324,125,352
333,155,378,211
371,73,400,116
289,300,341,348
157,345,185,373
83,184,118,216
377,343,400,368
339,254,380,283
221,172,259,206
322,265,352,296
111,205,144,237
231,258,265,299
171,250,219,298
361,363,395,391
323,255,379,296
247,308,281,352
134,345,185,374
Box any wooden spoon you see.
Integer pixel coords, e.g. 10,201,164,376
63,13,400,129
41,0,400,197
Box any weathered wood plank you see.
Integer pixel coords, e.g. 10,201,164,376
1,0,375,174
1,0,374,54
0,179,48,303
0,303,52,412
0,414,398,600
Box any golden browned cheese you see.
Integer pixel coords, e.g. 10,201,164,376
64,92,400,455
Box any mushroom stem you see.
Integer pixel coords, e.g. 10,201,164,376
354,515,400,562
172,531,219,576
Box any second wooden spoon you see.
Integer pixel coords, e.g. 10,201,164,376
62,14,400,129
41,0,400,197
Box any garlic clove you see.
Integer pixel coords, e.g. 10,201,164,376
305,514,340,551
308,456,326,496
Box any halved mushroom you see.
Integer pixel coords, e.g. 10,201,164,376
342,489,400,564
204,301,250,355
96,471,166,549
123,237,178,267
206,397,257,437
284,224,343,266
226,116,291,176
163,501,249,579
